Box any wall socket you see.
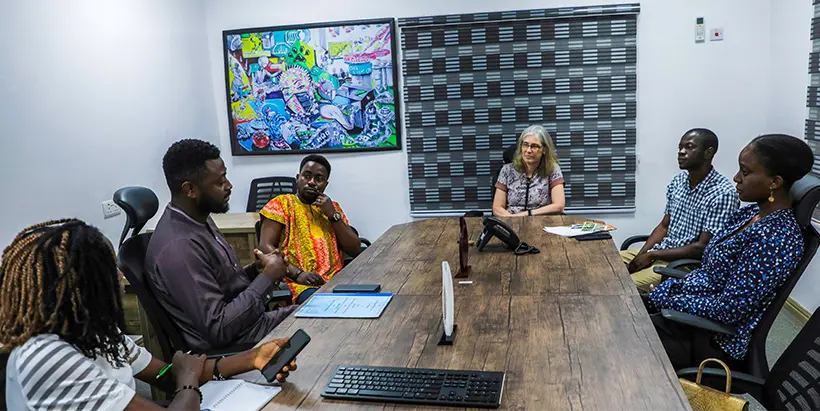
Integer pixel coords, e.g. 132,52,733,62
101,200,122,219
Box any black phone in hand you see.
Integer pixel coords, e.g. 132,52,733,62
261,329,311,382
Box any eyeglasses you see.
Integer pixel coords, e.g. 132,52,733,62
522,142,543,151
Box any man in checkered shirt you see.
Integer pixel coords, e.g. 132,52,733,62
622,128,740,292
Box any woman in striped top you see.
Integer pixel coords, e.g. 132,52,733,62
1,219,297,410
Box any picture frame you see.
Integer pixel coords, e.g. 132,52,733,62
222,18,402,156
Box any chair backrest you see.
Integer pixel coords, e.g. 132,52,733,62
744,175,820,378
0,351,8,407
491,144,518,191
118,233,188,362
503,144,517,164
761,306,820,410
247,177,296,212
113,186,159,246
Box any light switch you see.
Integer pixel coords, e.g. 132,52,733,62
710,28,724,41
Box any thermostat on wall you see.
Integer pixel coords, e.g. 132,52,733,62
695,17,705,43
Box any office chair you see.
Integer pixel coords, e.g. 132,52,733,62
656,175,820,381
494,144,518,188
678,305,820,409
466,144,518,217
247,176,297,212
113,186,159,246
344,226,372,266
0,352,7,406
119,233,291,362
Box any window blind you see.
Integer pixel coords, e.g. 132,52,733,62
808,0,820,220
398,4,640,216
808,0,820,176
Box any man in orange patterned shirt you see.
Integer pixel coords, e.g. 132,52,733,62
258,155,362,303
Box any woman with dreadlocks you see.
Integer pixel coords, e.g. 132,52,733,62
1,219,297,410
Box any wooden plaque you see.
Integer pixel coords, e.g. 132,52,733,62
454,217,472,278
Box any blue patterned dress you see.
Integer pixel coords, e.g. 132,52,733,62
649,204,804,359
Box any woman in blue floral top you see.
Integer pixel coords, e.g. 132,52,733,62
647,134,814,369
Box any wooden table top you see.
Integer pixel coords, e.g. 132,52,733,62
260,216,691,410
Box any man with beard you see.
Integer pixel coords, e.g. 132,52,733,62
146,139,297,350
621,128,739,293
258,155,362,303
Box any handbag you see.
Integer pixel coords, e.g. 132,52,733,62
679,358,749,411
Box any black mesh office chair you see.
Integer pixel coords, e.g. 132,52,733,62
247,176,297,212
656,175,820,381
0,351,8,406
678,305,820,409
119,233,194,362
465,144,518,217
495,144,517,187
113,186,159,246
119,233,290,362
114,185,290,361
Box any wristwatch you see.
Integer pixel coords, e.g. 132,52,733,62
330,212,342,223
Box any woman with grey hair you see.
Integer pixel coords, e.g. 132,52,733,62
493,125,565,216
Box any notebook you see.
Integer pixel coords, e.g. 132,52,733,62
200,379,281,411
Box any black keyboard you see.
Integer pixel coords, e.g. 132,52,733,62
320,365,505,408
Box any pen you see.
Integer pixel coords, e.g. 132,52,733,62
156,350,191,380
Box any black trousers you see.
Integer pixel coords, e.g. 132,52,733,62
642,294,740,370
650,313,741,370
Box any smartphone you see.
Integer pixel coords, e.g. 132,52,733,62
261,329,311,382
332,284,381,293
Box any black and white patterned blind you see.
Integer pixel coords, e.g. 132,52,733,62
808,0,820,176
808,0,820,221
399,4,640,215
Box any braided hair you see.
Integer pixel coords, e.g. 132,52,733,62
0,219,128,366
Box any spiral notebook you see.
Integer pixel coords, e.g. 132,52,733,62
200,379,281,411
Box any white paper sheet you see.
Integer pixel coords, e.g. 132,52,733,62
294,293,393,318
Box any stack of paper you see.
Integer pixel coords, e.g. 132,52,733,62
543,221,616,238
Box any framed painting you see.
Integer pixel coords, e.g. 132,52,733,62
222,18,402,155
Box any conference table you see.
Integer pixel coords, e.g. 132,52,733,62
258,216,691,410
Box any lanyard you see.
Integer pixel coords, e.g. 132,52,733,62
523,176,531,211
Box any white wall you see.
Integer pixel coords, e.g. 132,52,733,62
0,0,219,247
590,0,775,245
766,0,816,311
203,0,773,242
3,0,816,311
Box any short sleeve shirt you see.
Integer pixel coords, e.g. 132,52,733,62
260,194,349,300
6,334,151,410
652,168,740,251
495,163,565,214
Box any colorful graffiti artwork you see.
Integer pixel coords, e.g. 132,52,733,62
222,20,401,155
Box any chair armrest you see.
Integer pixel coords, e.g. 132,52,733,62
661,309,737,335
654,266,689,279
360,237,372,247
620,235,650,251
269,289,293,303
202,342,258,359
667,259,702,270
677,367,765,387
